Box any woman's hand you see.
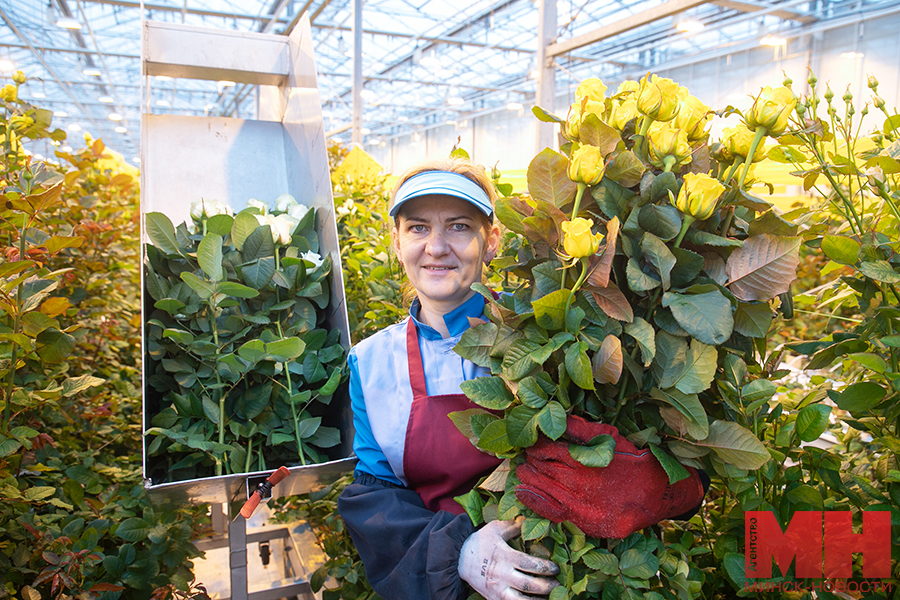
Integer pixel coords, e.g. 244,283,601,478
458,517,560,600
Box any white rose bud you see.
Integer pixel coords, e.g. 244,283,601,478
301,251,324,268
275,193,298,213
190,198,233,221
866,165,885,191
287,202,310,221
246,198,268,214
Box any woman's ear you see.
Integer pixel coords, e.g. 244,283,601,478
483,223,501,264
391,223,403,267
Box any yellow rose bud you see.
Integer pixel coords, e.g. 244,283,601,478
637,74,683,122
671,95,712,141
0,84,17,103
746,86,796,136
561,217,604,258
13,71,25,85
568,144,605,186
563,98,605,141
617,80,641,95
9,114,34,133
647,123,692,170
608,100,639,131
575,78,607,103
722,124,767,163
674,173,725,221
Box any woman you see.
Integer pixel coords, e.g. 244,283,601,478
337,158,707,600
337,158,562,600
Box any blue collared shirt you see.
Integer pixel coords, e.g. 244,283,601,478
347,293,490,486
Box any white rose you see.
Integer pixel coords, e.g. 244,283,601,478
190,198,232,221
254,213,280,245
246,198,268,214
264,214,296,246
301,251,324,268
275,193,298,213
287,202,310,221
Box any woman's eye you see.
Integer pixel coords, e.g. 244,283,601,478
451,223,469,231
410,224,427,233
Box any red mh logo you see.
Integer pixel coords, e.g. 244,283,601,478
745,511,891,578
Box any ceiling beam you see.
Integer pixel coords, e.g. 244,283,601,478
80,0,292,23
711,0,816,24
546,0,710,58
0,41,139,59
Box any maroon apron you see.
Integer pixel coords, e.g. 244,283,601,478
402,319,503,514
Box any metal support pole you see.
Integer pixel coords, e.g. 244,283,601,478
535,0,557,152
230,515,248,600
351,0,363,146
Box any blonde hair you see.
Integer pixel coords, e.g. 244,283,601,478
390,157,497,307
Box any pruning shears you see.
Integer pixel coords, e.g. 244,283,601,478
236,466,291,521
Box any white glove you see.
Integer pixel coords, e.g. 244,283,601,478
458,518,560,600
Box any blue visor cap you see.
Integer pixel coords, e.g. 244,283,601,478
389,171,493,219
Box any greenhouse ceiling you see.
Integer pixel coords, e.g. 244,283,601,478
1,0,898,163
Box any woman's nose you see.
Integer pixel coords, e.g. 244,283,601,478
425,230,450,255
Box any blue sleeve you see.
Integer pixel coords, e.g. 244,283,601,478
348,351,403,485
338,471,473,600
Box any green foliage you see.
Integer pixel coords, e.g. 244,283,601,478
329,143,405,342
143,200,346,480
0,73,207,599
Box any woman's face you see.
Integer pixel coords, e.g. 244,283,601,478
393,194,500,314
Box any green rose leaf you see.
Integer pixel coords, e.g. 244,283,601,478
650,387,708,440
202,397,220,425
206,213,234,236
518,376,549,409
532,289,570,331
796,404,831,442
115,518,150,542
154,298,186,315
638,204,682,241
180,272,215,300
455,321,498,368
476,419,512,454
454,489,486,526
215,281,259,300
733,302,772,338
507,405,540,447
641,233,677,291
242,225,276,262
670,247,705,289
243,257,276,289
569,434,615,467
565,341,594,390
619,548,659,580
662,290,733,345
665,338,717,395
231,212,261,251
649,444,691,484
624,317,655,366
266,338,306,362
700,420,769,469
502,339,543,381
831,382,885,413
820,234,860,265
537,401,567,440
858,260,900,283
460,376,515,410
145,212,180,255
35,328,76,364
653,332,687,388
582,549,619,575
848,352,888,373
626,258,661,292
61,374,106,397
197,234,224,282
521,517,551,541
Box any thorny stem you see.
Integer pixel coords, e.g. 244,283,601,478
674,214,696,248
564,259,590,315
210,294,226,476
274,250,307,467
570,183,586,221
722,157,744,185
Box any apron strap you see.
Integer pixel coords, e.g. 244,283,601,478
406,319,428,401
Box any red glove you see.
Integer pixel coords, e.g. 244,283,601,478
515,415,705,539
